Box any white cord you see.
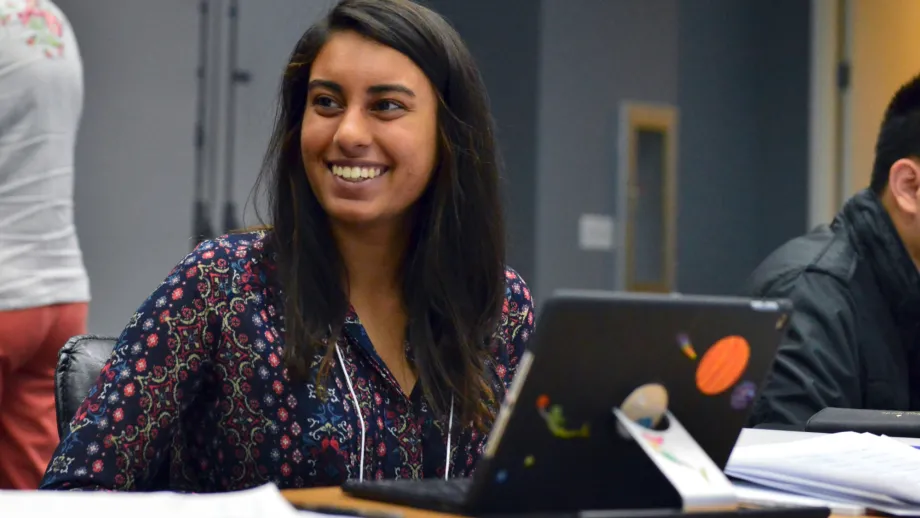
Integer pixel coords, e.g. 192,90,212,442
336,344,366,483
445,396,454,480
336,342,455,482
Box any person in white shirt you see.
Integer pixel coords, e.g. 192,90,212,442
0,0,90,489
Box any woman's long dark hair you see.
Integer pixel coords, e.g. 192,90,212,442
252,0,507,428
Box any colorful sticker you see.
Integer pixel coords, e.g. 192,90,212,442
730,380,757,410
619,383,668,430
642,432,710,484
695,335,750,396
523,455,535,468
776,313,789,330
643,432,689,469
536,395,590,438
677,333,697,360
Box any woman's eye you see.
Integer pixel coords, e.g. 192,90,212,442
312,96,341,110
373,100,404,112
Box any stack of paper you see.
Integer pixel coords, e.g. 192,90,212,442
726,431,920,516
0,483,323,518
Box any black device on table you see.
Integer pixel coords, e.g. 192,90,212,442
343,292,823,518
297,502,828,518
805,407,920,437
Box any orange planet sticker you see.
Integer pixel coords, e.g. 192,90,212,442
695,336,750,396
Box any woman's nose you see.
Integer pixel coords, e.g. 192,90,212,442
333,107,372,153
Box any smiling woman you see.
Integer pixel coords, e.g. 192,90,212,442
39,0,534,492
301,30,438,227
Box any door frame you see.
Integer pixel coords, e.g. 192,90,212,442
808,0,850,229
616,101,679,293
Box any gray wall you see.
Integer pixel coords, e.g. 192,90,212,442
56,0,199,334
677,0,761,295
676,0,810,295
232,1,335,226
59,0,810,335
751,0,811,264
425,0,540,289
57,0,332,334
534,0,810,302
535,0,680,300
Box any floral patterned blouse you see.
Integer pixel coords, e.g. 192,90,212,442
39,231,534,491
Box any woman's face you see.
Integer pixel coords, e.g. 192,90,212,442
300,30,439,228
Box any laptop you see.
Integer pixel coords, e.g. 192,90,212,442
342,291,795,516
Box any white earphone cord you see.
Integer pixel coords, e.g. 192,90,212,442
336,344,454,483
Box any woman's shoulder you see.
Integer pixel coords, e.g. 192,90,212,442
141,230,278,330
501,266,532,310
157,230,278,304
491,266,534,382
179,229,276,273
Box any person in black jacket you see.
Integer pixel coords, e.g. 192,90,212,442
746,73,920,427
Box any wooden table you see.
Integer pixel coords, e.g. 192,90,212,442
284,487,454,518
282,488,864,518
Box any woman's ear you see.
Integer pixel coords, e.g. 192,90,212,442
887,158,920,215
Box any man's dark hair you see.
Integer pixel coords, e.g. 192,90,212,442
871,73,920,194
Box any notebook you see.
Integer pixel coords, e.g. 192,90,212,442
725,431,920,516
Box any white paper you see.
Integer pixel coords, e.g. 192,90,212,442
578,213,615,251
0,483,322,518
726,431,920,515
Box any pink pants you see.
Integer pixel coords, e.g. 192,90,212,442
0,302,88,489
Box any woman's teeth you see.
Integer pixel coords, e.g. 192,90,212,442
330,165,385,181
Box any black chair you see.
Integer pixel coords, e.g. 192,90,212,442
54,334,117,437
54,334,172,488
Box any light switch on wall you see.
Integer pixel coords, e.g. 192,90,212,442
578,213,615,251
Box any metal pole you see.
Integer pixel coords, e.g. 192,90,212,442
193,0,214,245
223,0,246,233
